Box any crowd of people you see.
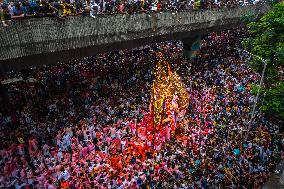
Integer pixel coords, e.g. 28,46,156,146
0,27,283,188
0,0,265,26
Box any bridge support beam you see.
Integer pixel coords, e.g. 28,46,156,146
0,83,10,111
0,4,271,72
0,65,10,109
182,34,203,59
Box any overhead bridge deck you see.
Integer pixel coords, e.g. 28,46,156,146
0,4,270,72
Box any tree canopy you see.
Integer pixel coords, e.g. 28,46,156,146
243,1,284,120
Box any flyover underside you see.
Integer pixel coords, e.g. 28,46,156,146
0,4,271,73
0,20,240,72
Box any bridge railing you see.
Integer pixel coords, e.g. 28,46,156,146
0,3,271,72
0,0,268,25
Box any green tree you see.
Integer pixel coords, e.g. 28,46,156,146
243,2,284,120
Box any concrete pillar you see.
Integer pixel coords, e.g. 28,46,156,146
0,82,10,110
0,63,6,76
182,34,203,59
0,64,10,110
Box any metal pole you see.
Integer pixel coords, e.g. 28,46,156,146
234,48,268,140
245,58,267,140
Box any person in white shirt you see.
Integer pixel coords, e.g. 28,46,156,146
58,169,70,181
90,0,100,18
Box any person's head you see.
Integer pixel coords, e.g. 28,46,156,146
15,2,21,9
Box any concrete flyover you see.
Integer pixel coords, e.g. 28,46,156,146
0,4,270,72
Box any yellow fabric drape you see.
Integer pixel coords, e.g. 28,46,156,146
151,54,189,126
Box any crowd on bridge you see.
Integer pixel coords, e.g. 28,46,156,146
1,0,265,26
0,27,283,188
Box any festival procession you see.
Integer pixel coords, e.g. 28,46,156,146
0,0,283,188
0,26,282,188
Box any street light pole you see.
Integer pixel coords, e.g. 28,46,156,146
247,59,267,139
235,48,268,139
